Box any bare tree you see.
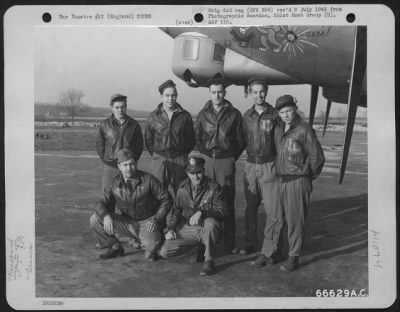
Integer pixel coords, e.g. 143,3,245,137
57,89,88,125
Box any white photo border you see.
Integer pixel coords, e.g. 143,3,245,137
4,4,396,310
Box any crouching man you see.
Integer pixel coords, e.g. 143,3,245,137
89,148,172,261
159,156,227,276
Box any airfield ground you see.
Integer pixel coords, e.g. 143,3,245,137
34,129,368,297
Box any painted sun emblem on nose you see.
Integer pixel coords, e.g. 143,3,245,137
277,26,319,57
286,32,297,42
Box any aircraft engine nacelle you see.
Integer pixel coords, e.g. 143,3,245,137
171,33,225,87
171,32,301,87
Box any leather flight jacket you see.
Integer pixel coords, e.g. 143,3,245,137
96,170,172,225
95,114,144,168
243,103,279,164
274,116,325,180
167,177,227,231
145,103,195,158
196,100,246,160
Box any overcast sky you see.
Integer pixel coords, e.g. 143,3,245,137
34,26,366,117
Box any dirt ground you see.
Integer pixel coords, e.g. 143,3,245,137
34,131,368,298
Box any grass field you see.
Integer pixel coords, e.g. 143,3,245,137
35,128,99,151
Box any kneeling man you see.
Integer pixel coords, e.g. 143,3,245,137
90,148,172,261
160,156,227,276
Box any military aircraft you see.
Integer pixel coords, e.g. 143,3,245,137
160,26,366,184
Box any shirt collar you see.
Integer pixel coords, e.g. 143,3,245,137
157,103,183,114
249,103,273,116
118,172,142,187
111,114,128,126
189,177,207,191
205,99,231,112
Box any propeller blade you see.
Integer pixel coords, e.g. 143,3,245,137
339,26,366,184
309,85,319,126
322,100,332,137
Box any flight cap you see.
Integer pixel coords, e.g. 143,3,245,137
186,156,205,174
275,95,297,111
116,148,136,163
110,93,127,106
158,79,176,94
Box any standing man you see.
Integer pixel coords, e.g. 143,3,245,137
96,93,144,191
274,95,325,272
239,78,281,264
196,78,246,254
160,156,227,276
89,149,172,261
145,80,195,196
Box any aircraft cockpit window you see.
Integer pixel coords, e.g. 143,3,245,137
212,43,225,63
183,38,200,60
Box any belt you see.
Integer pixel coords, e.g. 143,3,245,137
154,151,186,158
246,155,275,164
279,175,308,183
203,150,234,159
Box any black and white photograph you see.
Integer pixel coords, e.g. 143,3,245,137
4,4,396,310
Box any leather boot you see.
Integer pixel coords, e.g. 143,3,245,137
250,254,274,267
200,260,216,276
279,256,299,272
188,244,206,263
99,244,124,260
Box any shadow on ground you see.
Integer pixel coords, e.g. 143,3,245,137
35,132,368,297
36,180,367,297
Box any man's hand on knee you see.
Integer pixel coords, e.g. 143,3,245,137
165,229,177,240
189,211,202,226
103,215,114,235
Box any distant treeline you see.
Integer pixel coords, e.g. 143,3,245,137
35,102,367,126
35,103,150,119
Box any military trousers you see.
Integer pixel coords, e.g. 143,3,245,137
278,176,312,256
202,154,236,250
149,153,188,197
243,161,280,257
159,218,222,261
89,213,161,256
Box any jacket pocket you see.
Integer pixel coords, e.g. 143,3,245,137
287,151,305,166
286,138,305,167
